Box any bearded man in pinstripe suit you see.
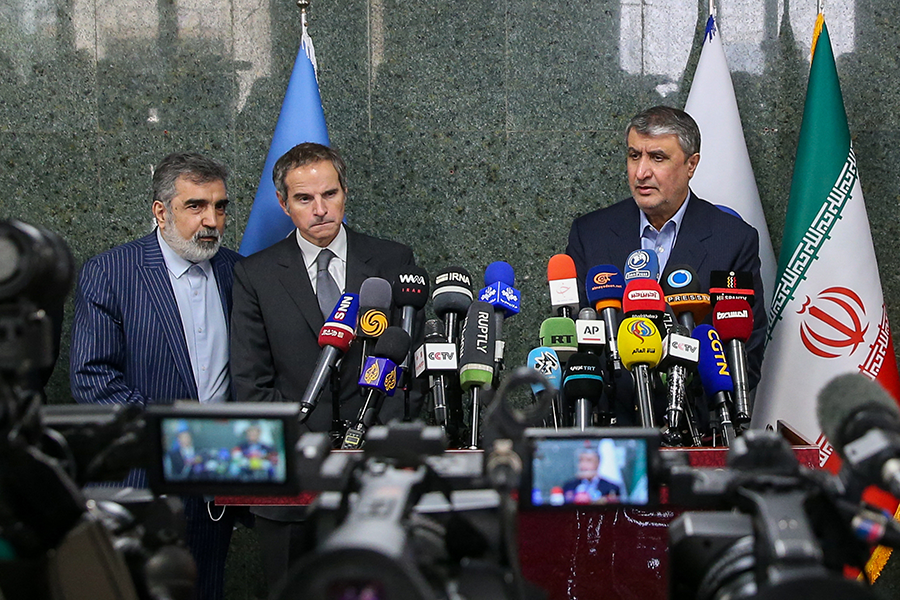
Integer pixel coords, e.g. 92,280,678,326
70,152,241,600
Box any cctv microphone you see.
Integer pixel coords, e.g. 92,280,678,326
547,254,580,318
585,265,626,373
458,301,496,449
623,248,660,282
563,352,606,430
432,266,473,442
622,278,667,335
709,270,755,307
661,264,711,330
658,323,701,446
693,324,736,446
413,319,457,429
479,261,521,379
299,294,359,424
818,372,900,499
357,277,392,383
576,307,606,355
539,317,577,364
617,317,663,428
527,346,563,429
712,298,754,426
342,326,410,449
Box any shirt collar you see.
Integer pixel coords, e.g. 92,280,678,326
639,190,692,237
296,224,348,269
156,228,213,279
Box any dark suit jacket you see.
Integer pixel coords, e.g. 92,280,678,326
566,193,766,387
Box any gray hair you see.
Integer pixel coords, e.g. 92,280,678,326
152,152,229,209
273,143,347,200
626,106,701,158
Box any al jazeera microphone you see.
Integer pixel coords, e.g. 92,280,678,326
585,265,625,372
617,317,663,428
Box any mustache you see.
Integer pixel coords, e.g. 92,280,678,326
193,227,221,242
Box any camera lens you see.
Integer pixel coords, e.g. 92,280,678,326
0,220,74,307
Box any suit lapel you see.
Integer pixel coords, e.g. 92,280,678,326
137,234,198,397
345,228,379,294
670,192,712,273
211,253,234,324
274,237,323,336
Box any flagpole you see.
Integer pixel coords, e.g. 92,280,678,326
298,0,309,29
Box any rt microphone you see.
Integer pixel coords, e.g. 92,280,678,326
357,277,392,382
585,265,625,372
547,254,580,318
661,264,711,330
479,261,521,378
458,301,496,449
413,319,458,429
539,317,577,364
693,324,736,446
617,317,663,428
563,352,606,430
818,373,900,499
299,294,360,424
712,298,754,426
623,249,659,282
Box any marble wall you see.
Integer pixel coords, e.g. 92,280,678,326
3,0,900,596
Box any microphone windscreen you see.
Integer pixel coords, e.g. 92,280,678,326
539,317,577,359
459,301,496,390
693,324,733,395
623,278,666,314
563,352,605,399
393,266,430,309
617,317,662,370
712,298,754,343
485,261,515,286
624,249,659,282
432,266,474,315
319,293,359,352
423,318,446,342
585,265,626,306
547,254,577,281
817,372,900,452
527,346,562,394
372,326,411,364
578,307,598,320
661,264,702,295
359,277,392,310
709,270,755,307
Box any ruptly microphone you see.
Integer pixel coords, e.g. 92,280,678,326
539,317,577,363
622,278,667,334
712,298,754,426
547,254,580,318
357,277,392,382
413,319,458,429
585,265,626,373
658,323,701,446
623,248,660,282
341,326,411,449
693,324,736,446
818,373,900,499
458,301,496,449
562,352,606,430
661,264,711,330
709,270,755,307
575,307,606,355
299,294,359,424
479,261,521,378
617,317,662,428
528,346,562,428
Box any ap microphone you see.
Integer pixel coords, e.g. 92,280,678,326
693,324,736,446
575,307,606,354
661,264,711,330
709,270,755,308
299,294,360,424
528,346,562,429
342,327,410,449
458,301,496,449
563,352,606,430
623,249,659,282
585,265,626,372
547,254,580,318
479,261,520,378
818,373,900,499
413,319,457,428
622,278,667,334
658,323,701,446
357,277,392,382
617,317,662,428
712,298,754,426
539,317,577,363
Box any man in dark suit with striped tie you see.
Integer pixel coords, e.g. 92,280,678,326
70,152,241,600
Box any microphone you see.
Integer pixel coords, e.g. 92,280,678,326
575,307,606,354
693,324,736,446
547,254,580,318
661,264,711,330
393,266,430,420
562,352,606,429
658,323,701,446
342,326,410,449
479,261,521,378
413,319,458,428
622,278,667,335
817,373,900,498
431,266,473,442
617,317,663,428
712,298,754,426
585,265,626,372
623,249,659,282
299,294,360,424
527,346,562,428
458,301,496,449
709,270,755,307
357,277,392,382
539,317,577,364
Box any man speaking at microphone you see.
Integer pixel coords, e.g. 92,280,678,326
566,106,766,388
229,143,418,597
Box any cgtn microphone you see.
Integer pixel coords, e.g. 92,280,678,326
479,261,520,374
817,373,900,499
458,301,496,449
660,264,711,330
299,293,359,424
617,317,662,428
623,248,659,282
585,265,625,372
547,254,580,318
693,324,736,446
712,298,754,426
709,270,755,307
413,319,458,428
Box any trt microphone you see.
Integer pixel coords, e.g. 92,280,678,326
563,352,606,430
712,298,754,426
357,277,392,382
458,301,496,449
576,307,606,355
622,278,667,334
817,373,900,499
527,346,562,428
479,261,520,378
413,318,457,428
709,270,755,307
617,317,662,428
661,264,711,330
539,317,577,363
693,324,736,446
342,326,410,449
623,249,659,282
658,323,701,446
547,254,580,318
299,293,359,424
585,265,626,372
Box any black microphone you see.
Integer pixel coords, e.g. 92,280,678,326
357,277,392,383
562,352,605,430
658,324,700,446
393,266,430,420
459,300,496,449
413,319,457,429
818,373,900,498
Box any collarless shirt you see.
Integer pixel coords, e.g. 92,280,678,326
157,229,230,403
296,225,348,294
639,192,691,277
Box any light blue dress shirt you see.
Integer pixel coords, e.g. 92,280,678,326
639,192,692,277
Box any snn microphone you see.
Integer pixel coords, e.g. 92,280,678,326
547,254,580,318
459,301,496,448
585,265,625,372
617,316,662,428
712,298,754,426
693,324,736,446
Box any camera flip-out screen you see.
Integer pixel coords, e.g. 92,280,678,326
522,427,659,509
146,402,300,496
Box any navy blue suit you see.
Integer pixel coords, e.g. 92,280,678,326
70,231,241,600
566,193,766,388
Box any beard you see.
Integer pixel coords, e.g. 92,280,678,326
161,214,222,263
